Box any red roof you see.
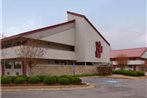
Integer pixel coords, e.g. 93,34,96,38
110,47,147,58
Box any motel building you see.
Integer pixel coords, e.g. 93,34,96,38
1,11,110,76
110,47,147,71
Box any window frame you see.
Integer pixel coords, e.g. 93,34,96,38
5,62,12,69
14,61,22,69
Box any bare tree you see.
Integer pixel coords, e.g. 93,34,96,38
16,38,46,75
116,54,128,70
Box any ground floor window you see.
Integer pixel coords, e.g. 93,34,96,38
75,62,93,65
128,65,132,68
55,60,59,64
5,62,12,69
2,60,23,76
14,61,22,69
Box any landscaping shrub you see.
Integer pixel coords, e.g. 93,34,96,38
58,75,71,82
37,75,46,82
59,75,71,78
1,76,12,84
130,71,140,76
127,71,138,76
112,70,145,76
11,76,17,83
25,76,30,82
17,75,25,77
1,75,83,85
70,77,82,84
28,76,41,83
61,75,72,80
14,77,25,84
43,76,56,85
97,66,112,75
112,70,118,74
53,76,60,83
58,77,70,85
137,71,145,76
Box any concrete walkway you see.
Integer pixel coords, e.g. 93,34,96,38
1,83,95,92
82,74,147,80
104,74,147,79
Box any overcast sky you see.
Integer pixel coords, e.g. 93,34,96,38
1,0,147,49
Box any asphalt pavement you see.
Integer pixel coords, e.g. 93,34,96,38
1,77,147,98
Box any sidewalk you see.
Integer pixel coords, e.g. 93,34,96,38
81,74,147,80
105,74,144,79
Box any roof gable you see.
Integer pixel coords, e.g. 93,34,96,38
67,11,110,46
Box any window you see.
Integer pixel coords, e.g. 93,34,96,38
70,46,75,51
14,61,22,69
129,65,132,68
61,61,66,65
55,60,59,64
5,62,12,69
130,58,136,60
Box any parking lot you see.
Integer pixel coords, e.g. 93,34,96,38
1,77,147,98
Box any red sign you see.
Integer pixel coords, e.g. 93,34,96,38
95,41,103,58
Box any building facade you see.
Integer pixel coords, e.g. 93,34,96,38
110,47,147,71
1,11,110,76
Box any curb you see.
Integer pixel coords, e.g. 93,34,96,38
81,75,146,80
1,83,95,92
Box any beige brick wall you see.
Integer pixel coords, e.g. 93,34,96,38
32,65,98,76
